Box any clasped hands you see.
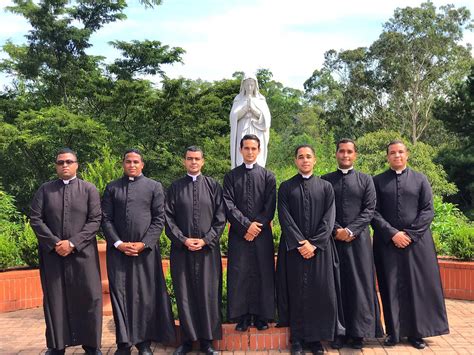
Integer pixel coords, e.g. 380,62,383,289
334,228,355,242
298,240,316,259
118,242,146,256
245,221,263,241
392,231,412,249
184,238,206,251
55,240,74,257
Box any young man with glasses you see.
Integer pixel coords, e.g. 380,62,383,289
30,148,103,355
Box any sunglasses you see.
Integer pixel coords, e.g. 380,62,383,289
55,160,77,166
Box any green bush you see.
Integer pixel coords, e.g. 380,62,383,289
17,219,39,267
159,231,171,258
0,233,22,269
81,146,123,196
220,226,229,256
448,225,474,260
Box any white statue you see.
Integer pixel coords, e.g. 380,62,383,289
230,75,271,168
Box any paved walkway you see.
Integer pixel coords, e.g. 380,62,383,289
0,299,472,354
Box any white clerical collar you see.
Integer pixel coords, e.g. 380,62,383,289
391,167,407,175
245,162,255,169
62,176,77,185
128,173,143,181
187,173,201,181
338,166,354,174
300,173,313,179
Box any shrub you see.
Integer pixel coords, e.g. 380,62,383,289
220,226,229,256
159,231,171,258
0,233,22,269
448,225,474,260
17,218,39,267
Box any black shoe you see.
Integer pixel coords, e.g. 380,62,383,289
137,341,153,355
309,341,324,354
291,340,304,355
114,347,131,355
235,315,251,331
408,337,426,349
45,350,65,355
173,342,193,355
82,345,102,355
383,335,398,347
330,336,344,349
351,337,363,349
254,318,269,331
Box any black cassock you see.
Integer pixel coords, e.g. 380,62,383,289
372,168,449,341
276,174,344,342
165,175,226,341
102,175,175,347
322,169,383,338
30,178,102,350
223,164,276,321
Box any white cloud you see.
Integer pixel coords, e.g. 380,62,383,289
0,0,472,89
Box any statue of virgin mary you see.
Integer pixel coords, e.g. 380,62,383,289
229,75,271,168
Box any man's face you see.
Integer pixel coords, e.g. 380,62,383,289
55,153,78,180
336,142,357,169
387,143,408,170
123,152,144,177
240,139,260,164
184,150,204,175
295,147,316,175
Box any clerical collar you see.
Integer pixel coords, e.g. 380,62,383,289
62,176,77,185
338,166,354,175
187,173,201,181
300,173,313,180
128,173,143,181
391,167,407,175
245,162,255,169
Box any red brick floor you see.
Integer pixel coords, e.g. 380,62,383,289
0,299,472,354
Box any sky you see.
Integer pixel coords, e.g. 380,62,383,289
0,0,472,90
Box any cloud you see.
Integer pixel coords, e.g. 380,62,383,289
0,0,472,89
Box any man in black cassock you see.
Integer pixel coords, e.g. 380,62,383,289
223,134,276,331
165,146,226,355
276,145,344,355
322,139,383,350
102,149,175,355
372,140,449,349
30,148,102,355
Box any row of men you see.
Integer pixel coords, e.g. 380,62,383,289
30,134,449,355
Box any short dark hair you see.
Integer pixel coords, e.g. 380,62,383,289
123,149,144,162
336,138,357,152
240,134,260,149
386,140,408,154
294,144,315,157
56,148,77,161
184,145,204,158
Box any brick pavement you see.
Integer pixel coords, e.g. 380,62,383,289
0,299,472,354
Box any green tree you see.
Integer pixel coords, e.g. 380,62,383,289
304,2,472,144
369,2,472,144
435,63,474,213
0,106,109,211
